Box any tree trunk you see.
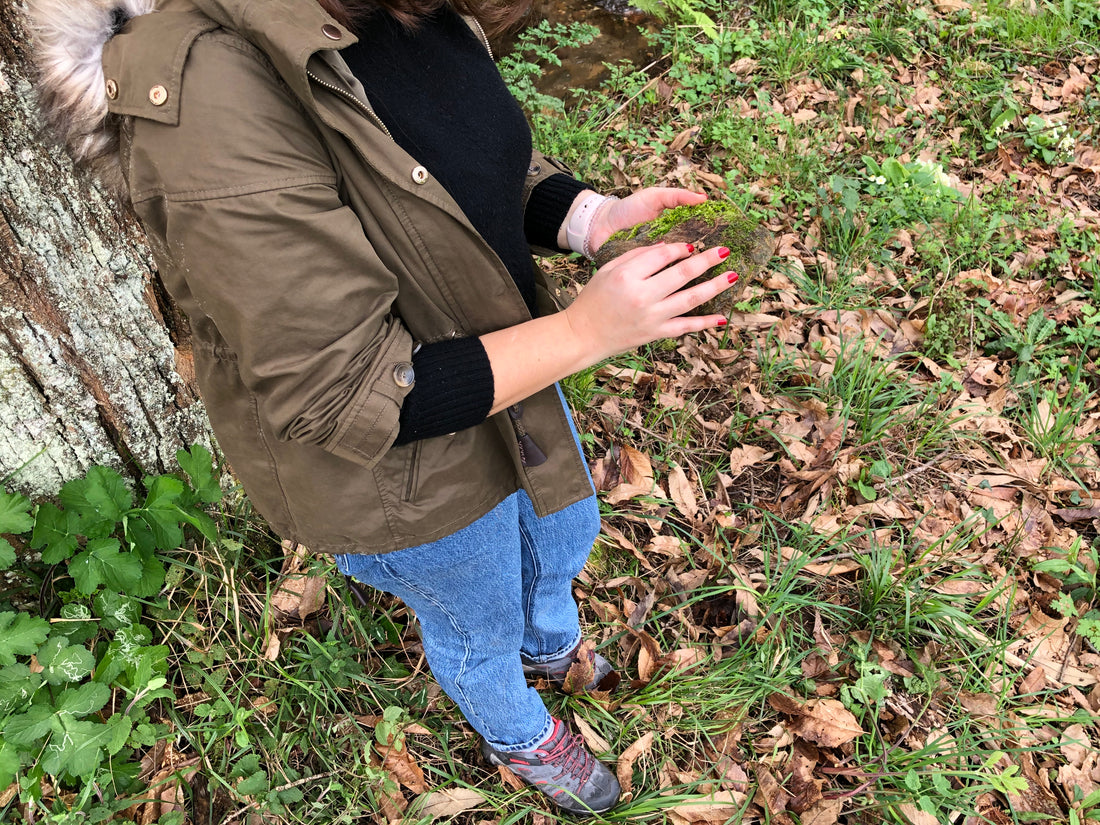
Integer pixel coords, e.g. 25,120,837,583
0,3,213,498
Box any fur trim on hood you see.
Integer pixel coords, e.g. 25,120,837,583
27,0,156,190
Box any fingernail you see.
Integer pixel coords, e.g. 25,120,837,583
716,318,728,326
686,244,695,253
727,272,739,283
718,247,731,259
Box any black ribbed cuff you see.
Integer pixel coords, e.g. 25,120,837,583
393,337,495,445
525,174,594,252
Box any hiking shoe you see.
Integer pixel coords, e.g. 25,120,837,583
521,642,620,692
481,718,621,815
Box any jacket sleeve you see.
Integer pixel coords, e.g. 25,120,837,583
126,33,414,469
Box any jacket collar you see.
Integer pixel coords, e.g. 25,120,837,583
187,0,358,101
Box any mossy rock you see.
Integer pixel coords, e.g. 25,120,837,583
592,202,775,316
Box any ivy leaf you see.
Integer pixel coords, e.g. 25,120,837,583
37,637,95,686
57,682,111,718
43,714,132,779
0,612,50,666
3,703,59,745
69,538,143,596
31,503,80,564
177,445,222,504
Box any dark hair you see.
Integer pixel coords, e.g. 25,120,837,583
316,0,531,36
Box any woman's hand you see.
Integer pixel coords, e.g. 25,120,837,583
481,242,735,414
587,187,707,254
562,242,736,364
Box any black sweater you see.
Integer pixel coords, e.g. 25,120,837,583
341,7,591,444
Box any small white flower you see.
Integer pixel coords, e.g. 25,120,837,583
873,175,887,185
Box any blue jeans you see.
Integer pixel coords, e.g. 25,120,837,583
335,392,600,751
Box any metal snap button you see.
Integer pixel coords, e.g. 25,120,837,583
411,166,429,184
105,79,119,100
148,85,168,106
527,162,542,176
321,23,342,40
393,363,415,388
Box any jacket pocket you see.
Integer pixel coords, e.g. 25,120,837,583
401,439,424,502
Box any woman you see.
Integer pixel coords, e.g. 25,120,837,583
30,0,737,814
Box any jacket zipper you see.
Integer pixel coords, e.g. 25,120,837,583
471,17,494,60
508,403,547,467
307,70,394,140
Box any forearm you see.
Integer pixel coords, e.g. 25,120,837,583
480,312,594,415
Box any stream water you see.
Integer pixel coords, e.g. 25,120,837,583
497,0,661,97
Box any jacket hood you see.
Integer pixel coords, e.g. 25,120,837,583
27,0,156,188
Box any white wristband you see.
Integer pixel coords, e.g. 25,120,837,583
565,192,616,260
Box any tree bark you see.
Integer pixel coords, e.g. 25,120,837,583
0,3,213,498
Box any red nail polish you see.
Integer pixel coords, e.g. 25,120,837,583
718,247,731,259
686,244,695,253
727,272,739,283
716,319,728,326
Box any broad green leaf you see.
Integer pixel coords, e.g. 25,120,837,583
231,753,262,779
139,475,186,550
235,770,269,796
54,603,98,644
143,474,184,509
93,591,142,631
133,548,167,598
0,538,16,570
3,704,59,745
37,637,95,685
60,466,132,524
43,714,132,778
0,489,33,535
0,663,42,716
0,740,19,789
57,682,111,718
70,538,143,595
0,612,50,666
177,445,222,504
31,503,80,564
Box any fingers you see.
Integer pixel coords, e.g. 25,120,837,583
600,241,693,275
644,244,731,295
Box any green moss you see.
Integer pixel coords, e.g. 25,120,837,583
609,200,758,246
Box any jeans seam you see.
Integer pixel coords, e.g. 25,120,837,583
376,558,486,734
518,521,545,656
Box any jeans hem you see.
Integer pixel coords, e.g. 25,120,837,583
487,711,555,753
520,629,583,665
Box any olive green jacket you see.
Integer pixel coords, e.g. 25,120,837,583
100,0,593,553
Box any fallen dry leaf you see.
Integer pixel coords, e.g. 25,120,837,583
606,444,656,504
668,790,749,823
376,742,429,794
562,639,598,695
413,787,485,820
616,731,655,796
573,713,612,754
668,462,699,518
769,694,865,748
